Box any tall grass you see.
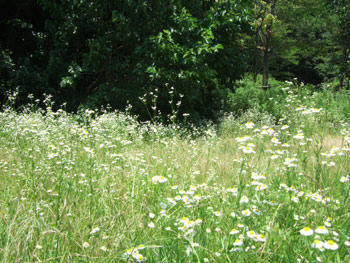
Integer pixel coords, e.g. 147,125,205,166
0,83,349,262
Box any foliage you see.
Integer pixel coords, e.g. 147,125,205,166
326,0,350,87
0,0,251,121
228,75,290,119
258,0,332,84
1,0,350,121
228,75,350,123
243,0,350,86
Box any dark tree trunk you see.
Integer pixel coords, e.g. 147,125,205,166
262,0,275,89
253,1,259,83
339,47,348,90
253,42,258,83
262,43,270,89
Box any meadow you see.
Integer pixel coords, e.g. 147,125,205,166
0,82,349,262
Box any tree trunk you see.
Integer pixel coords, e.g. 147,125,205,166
253,1,258,83
262,0,275,90
253,30,259,83
262,45,269,89
339,46,348,90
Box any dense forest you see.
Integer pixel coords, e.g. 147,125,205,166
1,0,349,121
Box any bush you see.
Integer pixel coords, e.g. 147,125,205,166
227,75,290,120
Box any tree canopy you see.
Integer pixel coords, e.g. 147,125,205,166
1,0,349,120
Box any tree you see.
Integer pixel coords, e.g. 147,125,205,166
327,0,350,88
0,0,251,121
272,0,331,84
249,0,277,88
260,0,338,85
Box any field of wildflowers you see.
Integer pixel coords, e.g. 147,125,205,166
0,83,349,262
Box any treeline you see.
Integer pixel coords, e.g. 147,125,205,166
0,0,349,121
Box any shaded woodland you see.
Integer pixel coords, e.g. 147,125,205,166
1,0,349,121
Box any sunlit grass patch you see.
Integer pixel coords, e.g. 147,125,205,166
0,84,349,262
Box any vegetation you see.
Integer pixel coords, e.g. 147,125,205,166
1,0,349,120
1,1,350,262
1,81,350,262
1,0,251,120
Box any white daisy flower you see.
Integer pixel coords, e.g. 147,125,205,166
214,211,222,217
311,240,325,251
315,226,328,235
239,195,249,204
229,228,240,235
256,234,266,242
239,146,255,154
245,122,255,129
235,136,252,143
247,230,256,239
324,240,339,250
149,213,155,218
242,209,251,217
300,227,314,236
233,239,243,246
293,133,304,140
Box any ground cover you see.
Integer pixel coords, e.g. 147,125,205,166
0,83,349,262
